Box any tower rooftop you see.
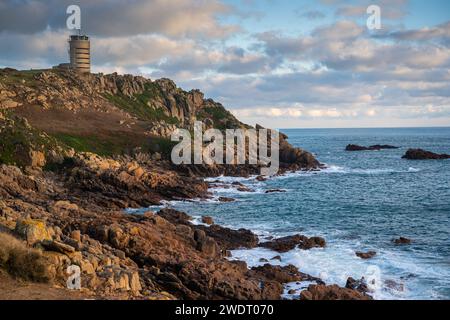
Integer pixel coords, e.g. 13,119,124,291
70,35,89,41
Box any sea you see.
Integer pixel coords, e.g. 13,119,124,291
128,127,450,300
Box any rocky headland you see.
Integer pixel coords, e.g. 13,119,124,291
0,68,369,300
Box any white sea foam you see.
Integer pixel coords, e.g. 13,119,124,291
208,184,266,195
205,175,258,183
303,164,422,176
282,281,317,300
229,239,447,300
124,158,441,300
190,215,211,226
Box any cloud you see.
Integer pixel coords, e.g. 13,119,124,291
334,0,409,20
378,21,450,45
0,0,238,39
0,0,449,128
298,10,326,20
312,20,364,39
0,30,69,69
257,20,450,73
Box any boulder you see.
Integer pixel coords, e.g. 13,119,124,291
129,271,142,293
108,225,130,248
300,284,372,300
393,237,411,245
14,146,46,168
250,264,314,283
199,224,259,250
259,234,326,253
260,281,284,300
53,200,79,212
345,277,369,293
201,216,214,225
175,224,194,239
218,197,235,203
41,240,76,254
355,251,376,259
79,259,96,275
237,186,255,192
0,99,19,109
15,219,52,245
194,229,206,243
196,236,219,257
71,230,81,242
265,189,286,194
158,209,192,224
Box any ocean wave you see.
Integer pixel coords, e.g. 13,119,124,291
208,184,266,195
205,175,258,183
312,165,422,175
229,239,448,300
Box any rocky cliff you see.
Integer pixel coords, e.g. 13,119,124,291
0,68,244,132
0,68,372,300
0,67,318,172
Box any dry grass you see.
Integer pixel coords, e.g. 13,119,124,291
0,231,50,282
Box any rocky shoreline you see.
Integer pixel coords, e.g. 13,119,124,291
0,152,372,300
1,69,372,300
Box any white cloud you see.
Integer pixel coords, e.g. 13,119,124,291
0,1,449,128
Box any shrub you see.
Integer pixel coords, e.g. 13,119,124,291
0,231,50,282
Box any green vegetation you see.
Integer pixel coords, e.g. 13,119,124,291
197,105,245,130
149,136,177,156
53,133,123,156
51,132,175,158
0,116,61,166
0,115,174,166
104,83,179,124
0,69,45,87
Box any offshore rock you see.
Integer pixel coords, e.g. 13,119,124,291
346,144,399,151
259,234,326,253
402,149,450,160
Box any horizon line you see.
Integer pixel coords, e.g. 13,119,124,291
277,126,450,130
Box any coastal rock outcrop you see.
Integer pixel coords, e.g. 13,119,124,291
14,219,52,245
345,277,369,293
259,234,326,253
265,189,286,194
300,284,372,300
197,224,259,251
355,251,376,259
218,197,235,203
0,69,367,301
402,149,450,160
346,144,399,151
0,151,370,301
201,216,214,225
250,264,322,284
393,237,412,245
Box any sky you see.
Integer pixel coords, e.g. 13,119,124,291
0,0,449,128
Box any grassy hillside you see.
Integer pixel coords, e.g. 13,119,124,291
0,68,247,167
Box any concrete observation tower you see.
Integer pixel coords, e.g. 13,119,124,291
69,35,91,74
